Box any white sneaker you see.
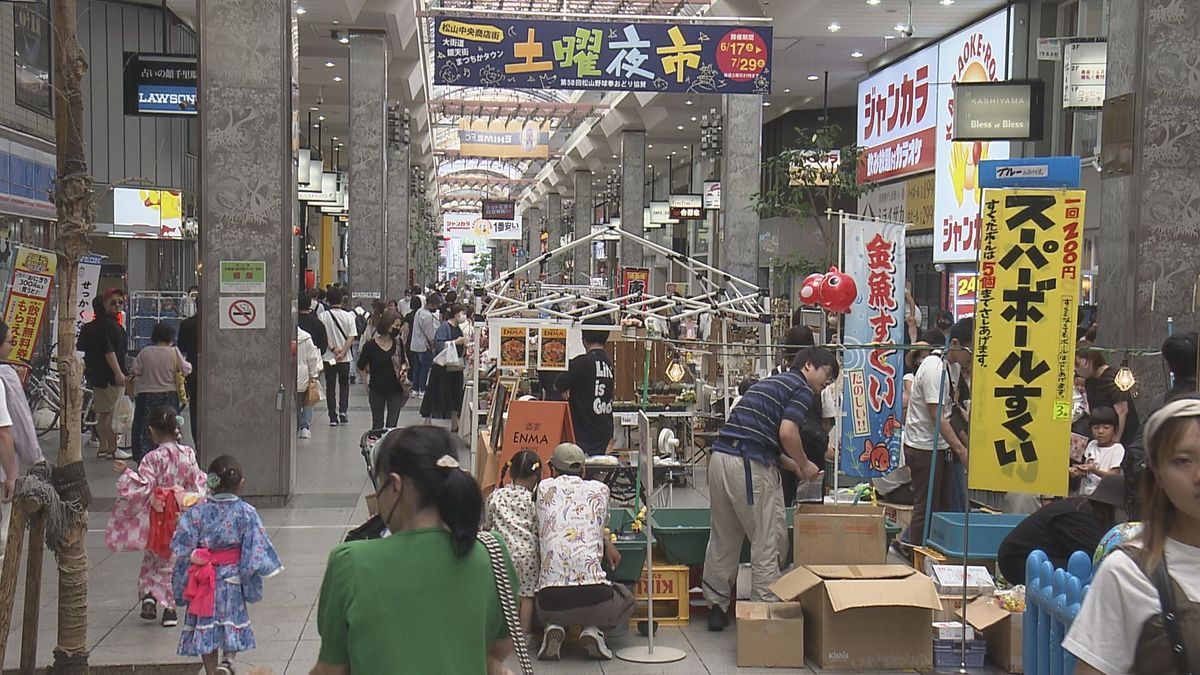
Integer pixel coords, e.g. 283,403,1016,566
580,626,613,660
298,428,311,440
114,449,132,460
538,624,565,661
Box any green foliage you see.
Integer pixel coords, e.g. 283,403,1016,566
753,124,875,262
470,249,492,276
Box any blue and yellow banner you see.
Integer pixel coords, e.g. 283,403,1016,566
433,17,772,94
840,216,907,478
969,189,1085,496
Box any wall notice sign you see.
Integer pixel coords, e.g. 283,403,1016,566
219,296,266,330
220,261,266,294
3,246,58,362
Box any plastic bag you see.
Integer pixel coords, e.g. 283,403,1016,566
113,395,134,438
434,342,464,372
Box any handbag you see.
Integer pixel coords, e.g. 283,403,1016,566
304,378,322,407
476,531,533,675
174,348,190,409
392,347,413,403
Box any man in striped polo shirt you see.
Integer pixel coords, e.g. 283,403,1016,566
702,347,839,631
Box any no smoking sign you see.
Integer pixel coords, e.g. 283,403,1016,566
219,296,266,330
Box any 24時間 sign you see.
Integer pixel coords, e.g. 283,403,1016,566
123,53,197,116
434,17,772,94
969,189,1084,496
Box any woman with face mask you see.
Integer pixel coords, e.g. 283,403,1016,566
420,304,468,431
356,309,409,430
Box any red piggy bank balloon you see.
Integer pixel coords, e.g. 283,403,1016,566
818,266,857,314
799,272,825,307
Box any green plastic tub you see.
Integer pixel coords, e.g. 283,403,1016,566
650,507,796,566
607,508,654,582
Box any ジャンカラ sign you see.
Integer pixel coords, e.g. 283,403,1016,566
969,189,1085,496
839,217,907,477
434,17,772,94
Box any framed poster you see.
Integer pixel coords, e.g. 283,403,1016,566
499,326,529,368
538,327,568,371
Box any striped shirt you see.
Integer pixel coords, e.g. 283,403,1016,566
713,370,815,467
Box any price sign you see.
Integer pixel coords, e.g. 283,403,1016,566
716,29,768,82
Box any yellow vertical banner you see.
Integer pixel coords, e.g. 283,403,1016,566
969,189,1085,496
2,246,58,362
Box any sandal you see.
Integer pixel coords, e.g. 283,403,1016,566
96,448,115,459
215,659,235,675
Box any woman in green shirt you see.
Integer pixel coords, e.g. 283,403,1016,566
311,427,517,674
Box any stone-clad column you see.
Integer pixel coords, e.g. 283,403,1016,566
721,94,762,287
523,206,541,280
348,32,387,300
385,137,409,301
574,170,593,280
198,0,297,499
546,191,562,278
621,130,646,269
1097,0,1200,393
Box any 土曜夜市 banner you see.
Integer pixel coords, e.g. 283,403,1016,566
839,216,907,478
969,189,1085,496
433,17,772,94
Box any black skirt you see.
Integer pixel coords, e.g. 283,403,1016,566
420,364,465,419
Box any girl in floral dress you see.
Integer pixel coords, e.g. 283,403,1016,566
105,407,206,627
483,450,542,637
172,455,282,675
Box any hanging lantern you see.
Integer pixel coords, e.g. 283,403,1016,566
1114,358,1136,392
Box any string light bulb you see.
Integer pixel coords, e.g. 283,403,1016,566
1114,356,1136,392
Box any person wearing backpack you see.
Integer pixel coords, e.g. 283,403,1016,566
320,288,359,426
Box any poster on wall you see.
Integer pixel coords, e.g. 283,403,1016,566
434,17,772,94
933,9,1012,263
839,216,906,478
969,189,1085,496
112,187,185,238
3,246,58,362
13,0,52,117
459,120,550,159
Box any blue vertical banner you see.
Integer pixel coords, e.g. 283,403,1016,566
433,17,772,94
840,216,907,478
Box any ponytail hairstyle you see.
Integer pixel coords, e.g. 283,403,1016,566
500,450,542,486
146,406,182,441
373,426,482,558
207,455,244,493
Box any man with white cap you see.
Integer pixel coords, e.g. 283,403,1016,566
533,443,634,661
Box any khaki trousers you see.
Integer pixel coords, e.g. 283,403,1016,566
702,451,788,610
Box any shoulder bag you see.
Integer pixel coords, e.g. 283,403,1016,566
476,531,533,675
174,348,190,409
1152,556,1193,675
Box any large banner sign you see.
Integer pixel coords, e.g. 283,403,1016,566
933,10,1011,263
969,189,1085,496
433,17,772,94
459,120,550,159
856,45,938,184
443,212,522,240
3,246,57,362
840,216,907,478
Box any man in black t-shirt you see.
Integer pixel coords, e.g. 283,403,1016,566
77,288,129,459
556,325,614,456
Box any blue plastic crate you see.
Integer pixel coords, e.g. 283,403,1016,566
926,512,1026,560
933,638,986,668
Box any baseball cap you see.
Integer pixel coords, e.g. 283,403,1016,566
550,443,586,473
1087,474,1125,508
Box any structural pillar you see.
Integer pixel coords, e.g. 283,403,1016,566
523,206,541,280
574,170,593,280
546,191,562,279
385,135,410,301
1097,0,1200,393
620,130,647,269
720,94,762,288
348,32,387,301
197,0,296,499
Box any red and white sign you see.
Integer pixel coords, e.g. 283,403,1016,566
856,45,938,183
219,296,265,330
933,9,1012,263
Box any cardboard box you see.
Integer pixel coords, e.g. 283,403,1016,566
959,597,1024,673
881,501,914,531
770,564,943,670
933,620,975,641
735,602,805,668
929,564,997,595
934,592,980,623
793,504,886,566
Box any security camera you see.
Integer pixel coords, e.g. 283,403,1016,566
898,24,914,38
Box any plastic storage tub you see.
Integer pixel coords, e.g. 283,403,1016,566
607,508,654,582
933,638,986,668
926,512,1027,560
651,507,795,566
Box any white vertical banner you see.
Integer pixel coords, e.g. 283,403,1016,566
74,254,103,335
839,215,907,478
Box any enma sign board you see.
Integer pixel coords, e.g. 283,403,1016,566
968,189,1084,496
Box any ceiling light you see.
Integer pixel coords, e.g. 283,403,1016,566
312,123,320,128
685,100,693,106
324,61,335,68
648,144,654,149
676,125,684,130
332,19,339,24
295,6,306,14
762,101,771,107
807,74,820,81
309,106,319,111
940,0,955,4
318,115,326,121
827,22,841,32
884,35,896,40
670,151,676,156
783,88,791,93
331,136,338,140
612,154,618,159
851,50,864,58
333,76,343,82
338,35,349,44
866,0,881,4
690,115,697,121
894,23,909,32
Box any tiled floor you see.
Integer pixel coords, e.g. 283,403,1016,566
4,390,1001,673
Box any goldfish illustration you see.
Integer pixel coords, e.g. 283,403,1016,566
881,414,901,439
859,440,892,473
